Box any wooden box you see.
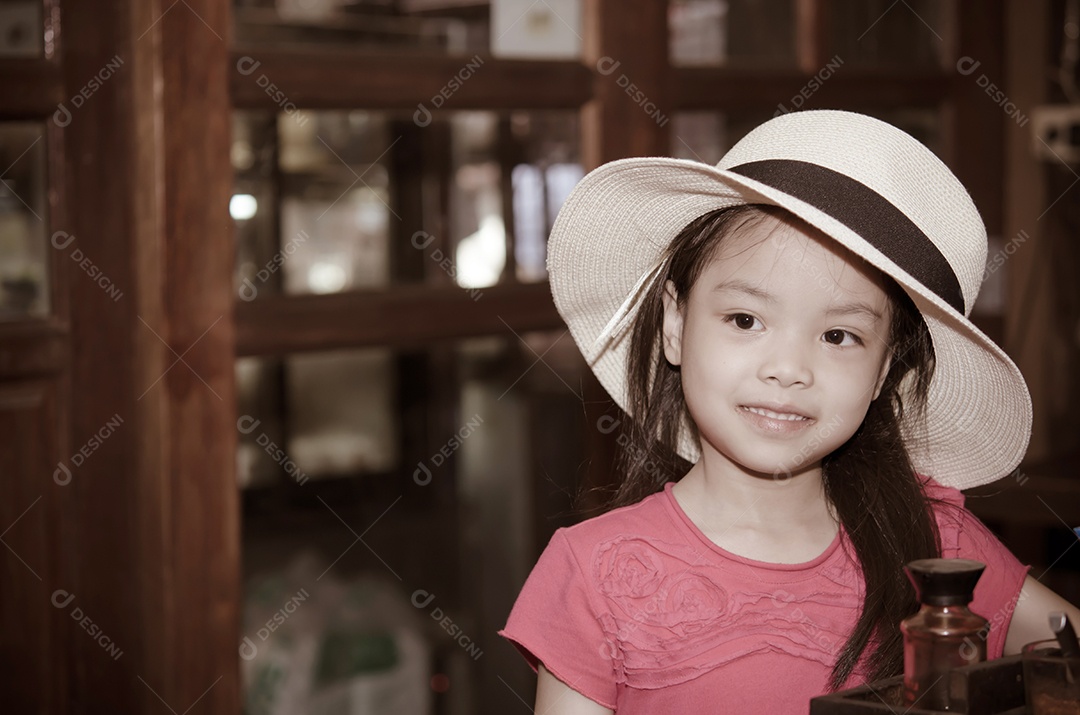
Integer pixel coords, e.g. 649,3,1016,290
810,655,1026,715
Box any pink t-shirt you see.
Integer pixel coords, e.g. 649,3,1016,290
499,477,1030,714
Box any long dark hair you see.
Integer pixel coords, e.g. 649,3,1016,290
609,204,941,689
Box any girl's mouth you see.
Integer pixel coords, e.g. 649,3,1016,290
739,405,815,433
741,406,810,422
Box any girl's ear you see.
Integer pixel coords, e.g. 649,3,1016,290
661,280,684,366
871,351,892,401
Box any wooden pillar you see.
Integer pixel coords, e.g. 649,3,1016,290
577,0,673,513
581,0,671,167
1003,0,1060,464
945,0,1005,235
59,0,239,712
795,0,829,74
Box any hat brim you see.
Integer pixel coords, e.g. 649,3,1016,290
548,157,1032,490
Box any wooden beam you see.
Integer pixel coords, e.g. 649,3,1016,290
235,281,564,356
229,49,592,110
674,68,951,111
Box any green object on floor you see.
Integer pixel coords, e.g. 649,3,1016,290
315,630,399,686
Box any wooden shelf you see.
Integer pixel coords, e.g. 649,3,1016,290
0,59,63,119
229,48,593,111
673,67,951,111
235,280,564,356
0,320,68,379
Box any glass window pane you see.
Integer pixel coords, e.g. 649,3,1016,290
0,1,43,58
240,330,591,711
0,122,48,320
287,349,399,477
671,110,777,166
232,109,581,300
826,0,951,69
863,107,942,157
237,348,399,489
673,108,941,169
232,0,582,60
670,0,796,68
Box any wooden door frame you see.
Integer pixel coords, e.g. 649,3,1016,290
51,0,239,711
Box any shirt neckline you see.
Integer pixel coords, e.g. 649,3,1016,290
660,481,843,572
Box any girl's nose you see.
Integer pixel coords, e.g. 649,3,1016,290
758,341,814,388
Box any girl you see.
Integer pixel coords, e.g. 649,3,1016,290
499,111,1080,714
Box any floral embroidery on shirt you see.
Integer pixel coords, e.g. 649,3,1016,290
591,533,863,688
597,537,665,599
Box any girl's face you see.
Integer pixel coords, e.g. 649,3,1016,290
661,214,894,481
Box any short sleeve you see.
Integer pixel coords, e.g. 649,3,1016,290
930,484,1031,659
498,529,618,709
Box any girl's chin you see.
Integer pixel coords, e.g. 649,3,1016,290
696,445,825,482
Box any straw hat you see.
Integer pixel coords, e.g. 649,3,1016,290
548,110,1031,489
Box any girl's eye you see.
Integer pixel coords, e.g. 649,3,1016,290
823,329,863,347
727,313,760,330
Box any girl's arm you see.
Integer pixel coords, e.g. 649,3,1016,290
1003,575,1080,655
536,664,615,715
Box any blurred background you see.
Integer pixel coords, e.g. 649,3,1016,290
1,0,1079,713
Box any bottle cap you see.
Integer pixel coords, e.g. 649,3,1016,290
905,558,986,606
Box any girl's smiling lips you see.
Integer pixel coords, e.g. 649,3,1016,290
738,403,815,433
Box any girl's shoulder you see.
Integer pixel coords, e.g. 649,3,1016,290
917,473,966,509
556,485,677,551
917,473,1014,560
918,473,970,539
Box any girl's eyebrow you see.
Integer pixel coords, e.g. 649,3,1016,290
711,279,884,322
709,279,774,303
825,302,885,322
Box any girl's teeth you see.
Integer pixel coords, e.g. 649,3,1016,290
746,407,807,421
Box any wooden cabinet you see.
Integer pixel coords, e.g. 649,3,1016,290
0,1,1076,713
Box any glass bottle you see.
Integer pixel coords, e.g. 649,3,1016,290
901,558,989,711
